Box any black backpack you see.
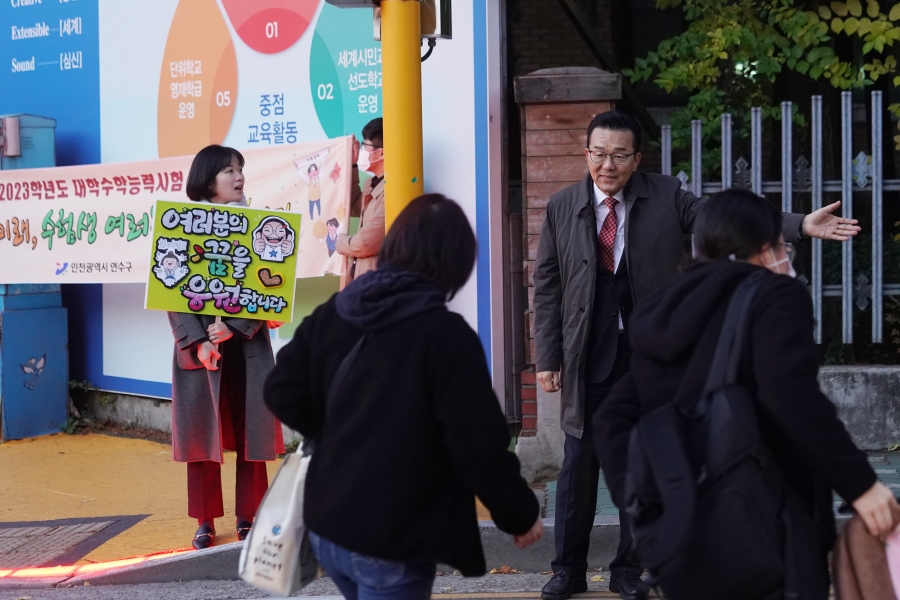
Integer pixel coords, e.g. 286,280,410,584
623,271,824,600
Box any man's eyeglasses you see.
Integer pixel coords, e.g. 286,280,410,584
361,142,382,151
587,150,636,165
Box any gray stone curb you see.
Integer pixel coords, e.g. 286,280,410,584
478,517,619,574
2,513,853,589
64,542,242,587
0,576,72,590
57,518,621,587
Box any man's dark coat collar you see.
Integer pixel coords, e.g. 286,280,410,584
575,171,651,217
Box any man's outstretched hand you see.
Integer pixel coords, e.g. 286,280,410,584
802,201,861,241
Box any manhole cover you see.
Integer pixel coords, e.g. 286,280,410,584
0,515,147,568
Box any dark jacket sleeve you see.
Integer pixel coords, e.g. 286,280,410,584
594,371,643,508
678,187,804,243
532,200,564,372
223,318,263,338
264,311,319,438
167,312,208,350
430,317,539,535
349,165,362,218
750,277,876,503
675,186,706,234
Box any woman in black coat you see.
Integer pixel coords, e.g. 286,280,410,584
264,194,543,600
594,189,899,598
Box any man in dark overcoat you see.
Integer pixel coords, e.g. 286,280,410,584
533,110,860,600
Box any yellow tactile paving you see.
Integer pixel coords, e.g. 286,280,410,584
0,432,494,567
0,433,280,565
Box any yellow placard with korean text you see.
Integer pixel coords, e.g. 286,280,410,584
144,200,301,322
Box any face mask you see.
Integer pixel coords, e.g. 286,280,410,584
766,248,797,278
358,148,382,174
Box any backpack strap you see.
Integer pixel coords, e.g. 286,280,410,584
703,270,766,392
300,333,367,457
674,269,766,415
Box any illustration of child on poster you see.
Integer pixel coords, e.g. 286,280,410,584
294,148,332,221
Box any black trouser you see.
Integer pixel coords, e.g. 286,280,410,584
552,336,640,579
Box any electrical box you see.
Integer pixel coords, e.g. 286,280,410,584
0,114,57,170
422,0,451,39
326,0,451,40
0,115,67,442
0,286,69,442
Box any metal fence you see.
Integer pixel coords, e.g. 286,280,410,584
662,90,895,345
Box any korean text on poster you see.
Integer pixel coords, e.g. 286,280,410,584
145,200,301,323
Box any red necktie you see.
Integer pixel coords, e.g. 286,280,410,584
598,196,618,272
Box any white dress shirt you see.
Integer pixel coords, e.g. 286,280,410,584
593,183,626,330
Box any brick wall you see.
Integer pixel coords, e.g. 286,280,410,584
508,0,613,78
518,100,615,436
507,0,626,437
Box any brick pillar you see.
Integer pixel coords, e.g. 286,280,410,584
513,67,621,437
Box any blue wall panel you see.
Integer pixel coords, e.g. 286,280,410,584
0,0,100,166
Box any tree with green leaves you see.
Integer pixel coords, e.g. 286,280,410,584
625,0,900,174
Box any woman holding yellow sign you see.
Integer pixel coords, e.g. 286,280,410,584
167,145,284,550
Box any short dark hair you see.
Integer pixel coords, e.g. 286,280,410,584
362,117,383,147
378,194,476,300
694,189,782,261
308,163,318,174
186,145,244,201
326,218,339,227
586,110,642,152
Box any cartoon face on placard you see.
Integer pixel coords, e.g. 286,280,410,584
152,238,190,288
252,216,295,262
145,200,301,322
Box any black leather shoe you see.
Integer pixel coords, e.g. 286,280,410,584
236,518,252,541
541,571,588,600
192,523,215,550
609,572,649,600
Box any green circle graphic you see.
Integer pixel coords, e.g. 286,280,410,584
310,3,383,138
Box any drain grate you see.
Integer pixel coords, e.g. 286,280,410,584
0,515,147,568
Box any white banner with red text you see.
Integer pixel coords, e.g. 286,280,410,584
0,137,352,283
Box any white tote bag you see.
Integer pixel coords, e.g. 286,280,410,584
239,444,318,596
241,335,365,595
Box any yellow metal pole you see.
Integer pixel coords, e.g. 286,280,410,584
380,0,424,229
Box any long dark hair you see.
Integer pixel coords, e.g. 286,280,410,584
694,188,782,261
378,194,476,300
186,145,244,201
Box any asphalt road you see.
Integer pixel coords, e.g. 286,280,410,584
0,572,616,600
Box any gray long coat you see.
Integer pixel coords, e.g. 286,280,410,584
168,312,284,463
533,171,805,438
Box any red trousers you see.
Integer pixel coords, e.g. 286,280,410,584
186,336,269,521
187,457,268,521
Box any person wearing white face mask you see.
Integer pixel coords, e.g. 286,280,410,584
594,189,900,599
338,118,386,283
